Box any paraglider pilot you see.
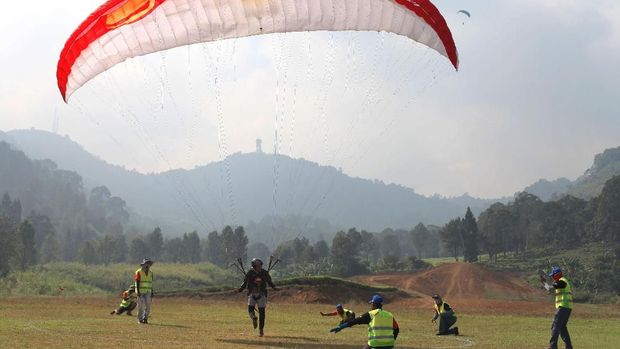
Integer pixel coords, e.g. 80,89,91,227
238,258,278,337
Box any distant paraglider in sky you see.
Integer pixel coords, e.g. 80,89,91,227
457,9,472,25
57,0,459,101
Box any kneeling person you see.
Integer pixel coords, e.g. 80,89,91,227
432,294,458,335
110,285,137,316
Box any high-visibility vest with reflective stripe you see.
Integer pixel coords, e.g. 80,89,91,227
340,309,353,321
555,277,573,309
434,302,456,318
368,309,395,348
135,269,153,294
119,290,137,308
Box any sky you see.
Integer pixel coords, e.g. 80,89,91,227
0,0,619,199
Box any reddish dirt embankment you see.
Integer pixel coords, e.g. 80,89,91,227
354,263,541,301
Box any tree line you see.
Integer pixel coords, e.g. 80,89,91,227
438,175,620,263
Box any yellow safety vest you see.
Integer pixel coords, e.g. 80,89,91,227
119,291,137,308
368,309,395,348
434,302,456,318
555,277,573,309
135,269,153,294
340,308,353,321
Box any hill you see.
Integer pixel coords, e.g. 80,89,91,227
523,178,572,201
0,141,90,233
5,129,501,240
569,147,620,198
522,146,620,200
354,263,541,301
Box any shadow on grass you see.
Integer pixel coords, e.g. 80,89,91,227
216,338,423,349
266,336,320,342
149,323,191,329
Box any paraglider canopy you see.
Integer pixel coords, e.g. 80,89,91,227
57,0,459,102
457,10,472,18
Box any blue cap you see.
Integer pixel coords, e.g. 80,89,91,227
369,294,383,305
548,266,562,277
336,304,343,309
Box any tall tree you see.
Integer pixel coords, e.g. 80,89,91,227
330,228,366,276
163,237,185,263
204,230,223,265
88,186,111,232
381,234,401,258
511,192,543,252
313,240,330,259
129,238,150,264
18,220,37,269
462,207,479,262
110,234,128,263
0,217,17,276
440,218,463,262
0,193,21,225
39,232,61,264
146,227,164,260
219,226,248,264
591,175,620,242
27,212,55,253
183,231,202,263
411,223,431,258
97,235,116,265
78,241,98,265
359,230,381,263
478,203,512,261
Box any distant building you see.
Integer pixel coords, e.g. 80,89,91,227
256,139,263,154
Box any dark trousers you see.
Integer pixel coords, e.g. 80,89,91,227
248,305,266,330
549,307,572,349
439,313,457,335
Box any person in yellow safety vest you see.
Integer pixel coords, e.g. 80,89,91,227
540,266,573,349
431,294,459,335
321,304,356,324
110,285,138,316
134,258,154,324
330,294,399,349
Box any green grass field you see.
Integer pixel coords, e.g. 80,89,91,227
1,297,618,349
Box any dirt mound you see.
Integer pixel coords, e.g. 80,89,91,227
161,277,412,305
354,263,541,301
269,284,411,305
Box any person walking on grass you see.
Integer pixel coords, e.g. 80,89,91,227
321,304,356,324
330,294,399,349
431,294,458,335
238,258,278,337
134,258,154,324
540,266,573,349
110,285,137,316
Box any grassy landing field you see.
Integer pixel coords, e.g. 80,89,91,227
0,297,618,349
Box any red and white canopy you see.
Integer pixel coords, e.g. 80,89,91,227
57,0,458,101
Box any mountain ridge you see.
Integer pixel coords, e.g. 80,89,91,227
3,129,503,236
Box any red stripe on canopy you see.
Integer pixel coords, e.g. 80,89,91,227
395,0,459,69
57,0,166,101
